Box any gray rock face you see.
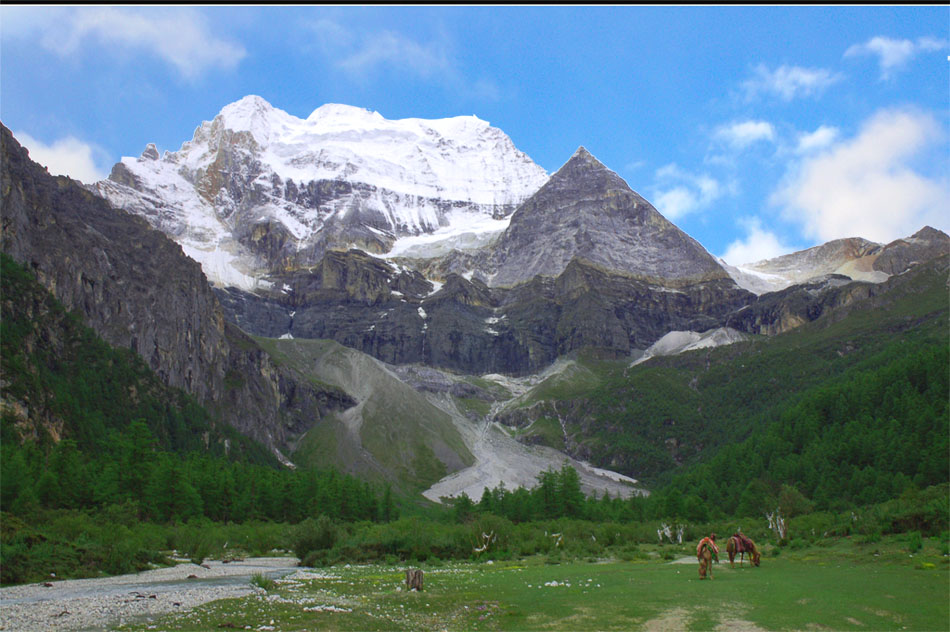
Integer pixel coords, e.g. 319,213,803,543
1,124,353,454
206,148,766,375
489,147,731,288
873,226,950,276
740,237,881,280
217,250,753,376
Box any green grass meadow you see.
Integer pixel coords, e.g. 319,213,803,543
119,539,948,631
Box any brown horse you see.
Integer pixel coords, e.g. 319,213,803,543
697,538,719,579
727,534,760,567
698,546,716,579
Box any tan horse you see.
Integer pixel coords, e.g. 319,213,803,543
698,545,715,579
727,534,760,567
697,539,718,579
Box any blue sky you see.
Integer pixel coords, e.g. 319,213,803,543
2,5,947,264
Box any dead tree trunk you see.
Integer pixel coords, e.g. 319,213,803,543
405,569,424,591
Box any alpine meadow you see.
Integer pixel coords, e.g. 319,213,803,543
1,5,947,631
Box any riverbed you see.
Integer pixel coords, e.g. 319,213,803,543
0,557,300,631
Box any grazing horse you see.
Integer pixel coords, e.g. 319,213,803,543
698,544,715,579
696,535,719,579
727,534,760,567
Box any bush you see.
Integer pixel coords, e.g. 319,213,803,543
293,515,338,563
250,572,276,591
788,538,806,550
907,531,923,554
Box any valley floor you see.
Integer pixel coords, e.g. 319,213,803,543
33,540,940,632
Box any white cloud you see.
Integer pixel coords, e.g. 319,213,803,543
772,108,949,244
720,217,797,266
714,120,776,150
795,125,840,154
14,131,110,184
624,160,646,172
845,35,949,79
651,164,729,220
742,64,842,101
9,7,245,80
338,30,453,78
308,19,498,101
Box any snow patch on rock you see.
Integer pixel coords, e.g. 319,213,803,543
631,327,750,366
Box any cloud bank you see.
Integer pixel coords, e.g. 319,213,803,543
773,108,948,244
845,36,948,79
720,217,798,265
742,64,842,101
6,7,245,80
14,131,109,184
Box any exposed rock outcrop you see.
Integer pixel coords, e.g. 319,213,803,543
488,147,731,288
1,124,353,454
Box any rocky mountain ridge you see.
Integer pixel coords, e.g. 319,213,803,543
724,228,949,295
1,124,354,458
87,99,948,379
92,96,549,291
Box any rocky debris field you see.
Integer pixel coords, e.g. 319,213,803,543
0,557,300,632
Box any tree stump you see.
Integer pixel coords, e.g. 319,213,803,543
405,569,424,591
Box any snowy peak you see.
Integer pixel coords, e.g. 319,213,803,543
307,102,383,122
174,95,549,206
213,95,293,145
93,97,549,290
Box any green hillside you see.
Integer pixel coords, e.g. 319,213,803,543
499,257,949,493
254,337,474,492
0,253,385,583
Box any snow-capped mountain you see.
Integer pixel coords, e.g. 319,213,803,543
93,96,548,290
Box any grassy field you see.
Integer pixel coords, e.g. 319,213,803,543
118,537,948,631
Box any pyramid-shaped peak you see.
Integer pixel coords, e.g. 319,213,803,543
565,146,603,166
910,226,949,242
545,145,629,194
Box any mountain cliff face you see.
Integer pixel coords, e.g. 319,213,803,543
1,124,353,457
85,98,950,380
206,147,754,375
92,96,549,291
487,147,731,288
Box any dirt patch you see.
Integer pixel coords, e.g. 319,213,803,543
862,606,904,625
714,602,767,632
715,616,768,631
642,607,691,631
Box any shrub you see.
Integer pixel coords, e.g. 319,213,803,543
293,515,338,563
907,531,923,554
250,572,275,591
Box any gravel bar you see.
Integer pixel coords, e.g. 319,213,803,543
0,557,300,631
